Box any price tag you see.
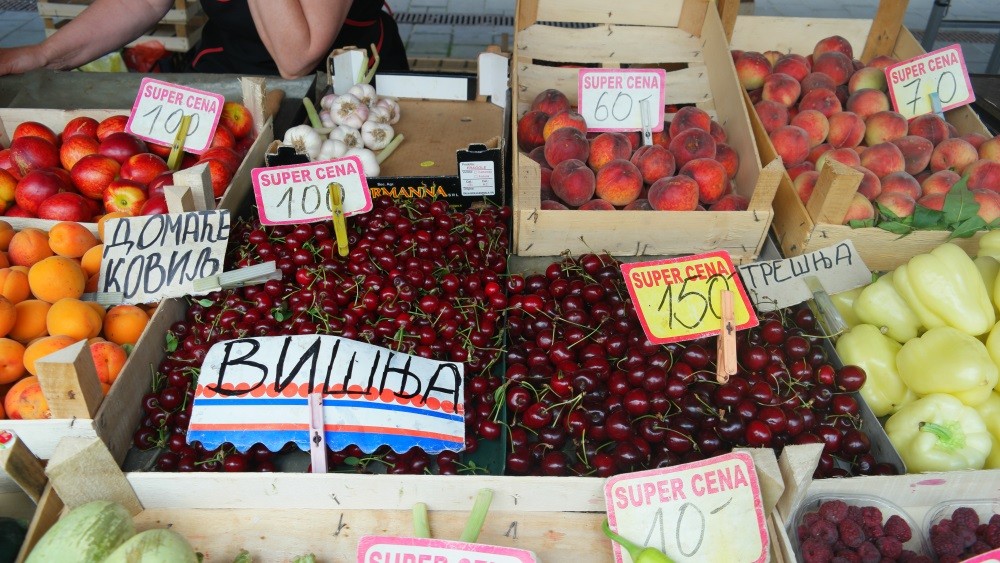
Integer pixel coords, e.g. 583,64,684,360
578,69,666,132
620,251,757,344
357,537,538,563
604,452,769,563
251,156,372,225
126,77,224,154
960,548,1000,563
885,44,975,119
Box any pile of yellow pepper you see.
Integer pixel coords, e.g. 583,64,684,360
833,238,1000,473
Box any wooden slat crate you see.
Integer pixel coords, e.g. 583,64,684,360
37,0,205,53
730,8,995,271
511,0,784,263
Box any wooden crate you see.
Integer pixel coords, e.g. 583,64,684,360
37,0,205,53
511,0,783,263
730,9,995,271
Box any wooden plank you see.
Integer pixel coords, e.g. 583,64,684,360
0,434,47,502
729,17,872,58
516,25,704,65
45,437,142,514
172,162,214,212
717,0,739,42
534,0,683,27
806,161,863,225
515,63,712,109
15,483,63,563
0,419,98,461
860,0,909,62
35,340,104,420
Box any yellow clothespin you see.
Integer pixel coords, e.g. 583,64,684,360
329,182,350,257
166,114,192,171
716,290,737,383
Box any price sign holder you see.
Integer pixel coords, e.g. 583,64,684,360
357,536,538,563
604,451,769,563
620,251,758,345
578,68,666,132
308,393,327,474
885,43,975,120
126,77,224,155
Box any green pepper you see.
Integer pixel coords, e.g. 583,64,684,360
894,243,995,337
853,272,923,343
973,391,1000,469
897,326,999,407
836,324,916,416
830,287,863,329
602,520,674,563
884,393,992,472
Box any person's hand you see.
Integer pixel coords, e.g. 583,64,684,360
0,45,49,76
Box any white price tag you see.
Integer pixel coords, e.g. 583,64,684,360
252,157,372,225
578,69,666,132
885,44,975,119
126,77,224,154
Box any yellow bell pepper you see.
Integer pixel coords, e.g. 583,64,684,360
885,393,992,472
830,287,863,329
836,324,916,417
895,243,995,337
853,272,923,344
978,229,1000,261
983,322,1000,389
973,391,1000,469
897,326,999,407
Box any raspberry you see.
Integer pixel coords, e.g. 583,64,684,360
957,526,977,548
931,533,964,558
884,514,913,542
875,536,902,558
972,539,993,554
898,552,932,563
833,552,860,563
847,506,863,522
856,540,881,563
862,522,883,539
986,523,1000,548
860,506,883,529
804,511,822,527
939,556,962,563
991,514,1000,527
811,519,839,544
820,500,850,523
839,519,866,548
801,537,834,563
952,507,980,530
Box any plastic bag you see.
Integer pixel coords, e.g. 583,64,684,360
76,51,127,72
123,41,169,73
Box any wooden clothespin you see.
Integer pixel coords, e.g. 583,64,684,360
716,290,737,383
192,261,280,293
166,114,193,171
308,393,327,473
329,182,350,257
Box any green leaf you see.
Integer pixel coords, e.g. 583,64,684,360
344,456,360,466
123,343,135,356
988,218,1000,230
848,219,875,229
876,202,901,221
943,174,979,225
877,221,913,235
196,298,214,307
165,332,178,353
950,215,987,239
912,205,947,230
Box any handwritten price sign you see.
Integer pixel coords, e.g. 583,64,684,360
357,537,538,563
126,78,224,154
578,69,666,132
621,251,757,344
885,44,974,119
604,452,769,563
251,156,372,225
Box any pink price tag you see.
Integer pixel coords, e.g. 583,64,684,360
126,77,224,155
357,537,538,563
960,548,1000,562
885,44,975,120
251,156,373,225
604,452,769,563
577,69,666,132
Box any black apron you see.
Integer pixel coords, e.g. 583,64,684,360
190,0,409,75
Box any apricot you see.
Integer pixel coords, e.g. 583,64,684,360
47,221,99,258
28,256,86,303
90,340,127,389
0,338,25,384
7,228,52,268
46,298,103,341
103,304,149,346
3,376,50,420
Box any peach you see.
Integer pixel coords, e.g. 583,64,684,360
817,147,861,170
594,159,643,206
709,194,749,211
918,193,946,211
794,170,819,204
528,146,547,166
846,89,891,120
790,109,829,148
669,128,716,167
747,87,763,105
947,123,959,138
761,73,802,107
787,161,816,180
773,54,811,82
930,138,979,174
530,88,571,116
623,199,653,211
812,51,854,86
966,159,1000,193
868,55,899,70
709,121,728,145
579,199,615,210
814,35,854,59
880,171,922,199
517,110,550,152
550,159,596,207
798,88,842,118
961,133,989,150
730,49,743,64
769,125,811,166
540,200,569,210
668,106,712,137
650,129,671,149
853,166,882,200
808,143,835,165
847,67,888,94
801,72,836,96
875,191,916,219
762,50,783,66
754,100,790,134
647,175,699,211
890,135,934,176
979,136,1000,163
543,127,589,167
972,189,1000,223
542,110,588,140
630,144,676,184
864,111,908,146
588,132,632,171
735,51,772,91
921,169,961,196
860,142,906,178
908,113,950,146
680,158,730,204
714,143,740,179
842,192,876,223
827,112,866,148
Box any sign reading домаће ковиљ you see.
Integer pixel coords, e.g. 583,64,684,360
187,335,466,454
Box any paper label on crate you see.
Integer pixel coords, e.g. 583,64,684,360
578,69,666,132
737,240,872,312
885,44,975,119
620,251,758,345
252,157,372,225
604,452,769,563
357,537,538,563
459,160,497,197
97,210,229,304
961,548,1000,562
126,77,224,154
187,335,465,454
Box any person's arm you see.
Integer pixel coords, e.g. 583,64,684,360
0,0,173,76
247,0,352,79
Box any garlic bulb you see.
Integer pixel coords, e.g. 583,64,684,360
318,139,347,161
368,106,393,125
319,109,335,128
348,83,378,108
282,124,323,160
361,121,394,151
346,147,380,178
330,94,369,129
319,93,338,110
329,125,362,149
375,97,401,124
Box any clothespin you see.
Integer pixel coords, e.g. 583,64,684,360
329,182,350,257
716,290,736,383
929,91,945,120
805,275,847,336
166,114,193,171
81,292,125,306
640,98,654,147
308,393,327,473
192,261,280,293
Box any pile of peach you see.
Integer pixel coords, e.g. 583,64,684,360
734,35,1000,226
517,89,745,211
0,102,255,221
0,219,153,420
